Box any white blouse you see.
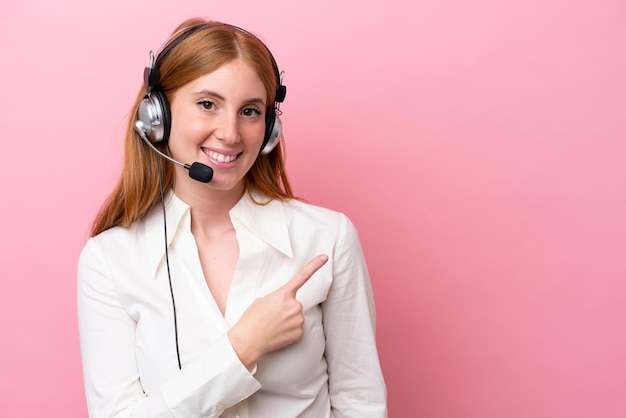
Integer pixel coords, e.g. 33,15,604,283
77,191,387,417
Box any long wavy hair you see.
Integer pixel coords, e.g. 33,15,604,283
91,18,294,237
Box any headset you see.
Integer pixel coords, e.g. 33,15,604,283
136,22,287,155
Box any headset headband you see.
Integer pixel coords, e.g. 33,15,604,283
144,22,286,104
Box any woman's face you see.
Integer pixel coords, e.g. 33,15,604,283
168,59,267,195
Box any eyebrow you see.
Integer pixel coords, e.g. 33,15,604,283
192,89,267,106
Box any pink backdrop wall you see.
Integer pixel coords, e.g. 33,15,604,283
1,0,625,416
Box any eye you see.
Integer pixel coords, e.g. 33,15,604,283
197,100,215,110
242,107,261,118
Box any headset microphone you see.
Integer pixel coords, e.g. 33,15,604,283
134,122,214,183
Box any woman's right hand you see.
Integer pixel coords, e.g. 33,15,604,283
227,254,328,369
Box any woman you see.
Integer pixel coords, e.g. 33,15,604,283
78,18,387,418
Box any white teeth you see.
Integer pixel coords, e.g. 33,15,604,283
207,150,237,163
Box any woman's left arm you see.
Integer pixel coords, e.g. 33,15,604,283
322,214,388,417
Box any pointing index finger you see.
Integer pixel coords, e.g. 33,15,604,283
282,254,328,296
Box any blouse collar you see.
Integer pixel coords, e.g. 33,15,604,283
144,189,293,276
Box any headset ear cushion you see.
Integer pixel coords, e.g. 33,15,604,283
136,90,172,143
261,112,281,154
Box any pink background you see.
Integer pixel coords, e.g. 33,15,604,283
1,0,625,416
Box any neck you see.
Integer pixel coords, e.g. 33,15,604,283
173,179,246,237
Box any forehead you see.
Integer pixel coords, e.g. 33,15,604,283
182,59,267,101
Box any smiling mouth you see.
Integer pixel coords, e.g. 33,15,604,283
205,150,239,163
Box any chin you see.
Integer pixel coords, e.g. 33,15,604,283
204,177,246,192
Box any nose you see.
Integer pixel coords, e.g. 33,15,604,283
214,111,240,144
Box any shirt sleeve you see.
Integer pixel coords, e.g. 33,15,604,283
77,238,261,418
322,215,388,417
